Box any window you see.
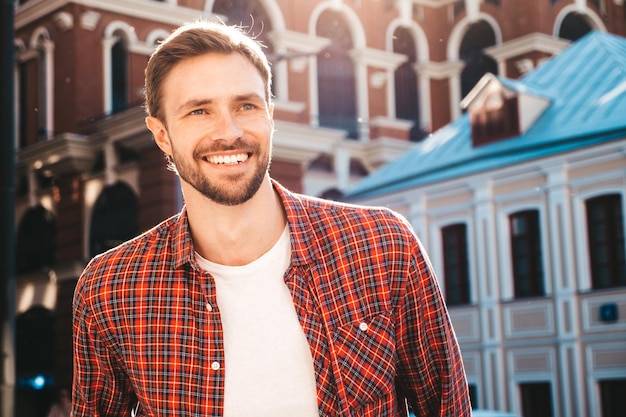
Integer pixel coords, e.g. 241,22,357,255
510,210,545,298
16,306,56,415
34,43,49,138
599,379,626,417
520,382,554,417
212,0,271,37
558,13,592,41
393,27,425,141
468,384,478,409
212,0,274,95
316,10,357,138
442,223,471,305
111,35,129,114
17,60,32,149
89,182,138,258
460,21,498,99
470,91,521,145
18,34,52,145
586,194,626,289
16,204,57,274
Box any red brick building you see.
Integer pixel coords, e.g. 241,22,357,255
12,0,625,415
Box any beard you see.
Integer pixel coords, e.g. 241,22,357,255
169,137,271,206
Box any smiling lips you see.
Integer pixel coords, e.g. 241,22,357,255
204,153,250,165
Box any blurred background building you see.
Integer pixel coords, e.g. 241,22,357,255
11,0,626,416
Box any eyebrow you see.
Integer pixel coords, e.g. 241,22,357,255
176,93,266,114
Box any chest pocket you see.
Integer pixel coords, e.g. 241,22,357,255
332,311,396,410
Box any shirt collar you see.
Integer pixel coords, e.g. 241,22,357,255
169,180,321,269
272,179,321,266
171,209,195,269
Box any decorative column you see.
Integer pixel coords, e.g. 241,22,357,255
268,30,330,106
473,180,507,411
417,60,465,127
544,163,585,417
349,47,408,140
42,39,55,139
101,37,116,115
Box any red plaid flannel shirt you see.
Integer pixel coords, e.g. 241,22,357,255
73,180,470,417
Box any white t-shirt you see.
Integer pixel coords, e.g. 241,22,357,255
195,226,319,417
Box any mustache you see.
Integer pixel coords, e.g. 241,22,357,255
193,138,258,159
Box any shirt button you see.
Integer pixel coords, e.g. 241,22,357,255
211,361,220,370
206,303,213,312
359,322,368,331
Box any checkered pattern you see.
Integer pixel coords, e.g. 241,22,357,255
73,180,470,417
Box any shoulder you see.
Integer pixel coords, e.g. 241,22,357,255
294,191,414,237
282,190,418,259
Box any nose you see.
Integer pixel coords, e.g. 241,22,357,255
212,110,243,142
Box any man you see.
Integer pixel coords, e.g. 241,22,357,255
72,20,470,417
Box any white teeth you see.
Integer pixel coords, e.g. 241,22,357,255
207,153,249,165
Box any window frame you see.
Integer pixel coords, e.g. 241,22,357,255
441,223,471,306
509,209,545,298
586,194,626,290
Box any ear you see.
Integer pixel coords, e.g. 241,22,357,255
146,116,172,156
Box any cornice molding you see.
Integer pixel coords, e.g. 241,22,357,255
16,133,99,176
416,60,465,79
485,33,570,60
350,47,408,70
268,30,331,53
16,0,218,30
411,0,458,8
273,120,343,164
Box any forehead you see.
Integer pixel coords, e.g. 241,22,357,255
161,52,266,107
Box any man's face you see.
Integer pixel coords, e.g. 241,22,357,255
147,52,274,206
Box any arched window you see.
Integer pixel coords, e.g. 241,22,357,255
316,10,357,138
16,204,57,274
18,32,53,145
89,182,138,258
212,0,271,38
558,13,593,41
111,32,129,114
212,0,275,94
393,26,424,141
460,21,498,100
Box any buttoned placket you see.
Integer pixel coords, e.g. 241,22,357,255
283,264,339,417
191,264,226,416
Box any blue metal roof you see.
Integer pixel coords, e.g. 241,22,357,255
346,31,626,200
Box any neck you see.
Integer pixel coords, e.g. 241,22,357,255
183,176,286,266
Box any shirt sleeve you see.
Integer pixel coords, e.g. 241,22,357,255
72,270,137,417
394,235,471,417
